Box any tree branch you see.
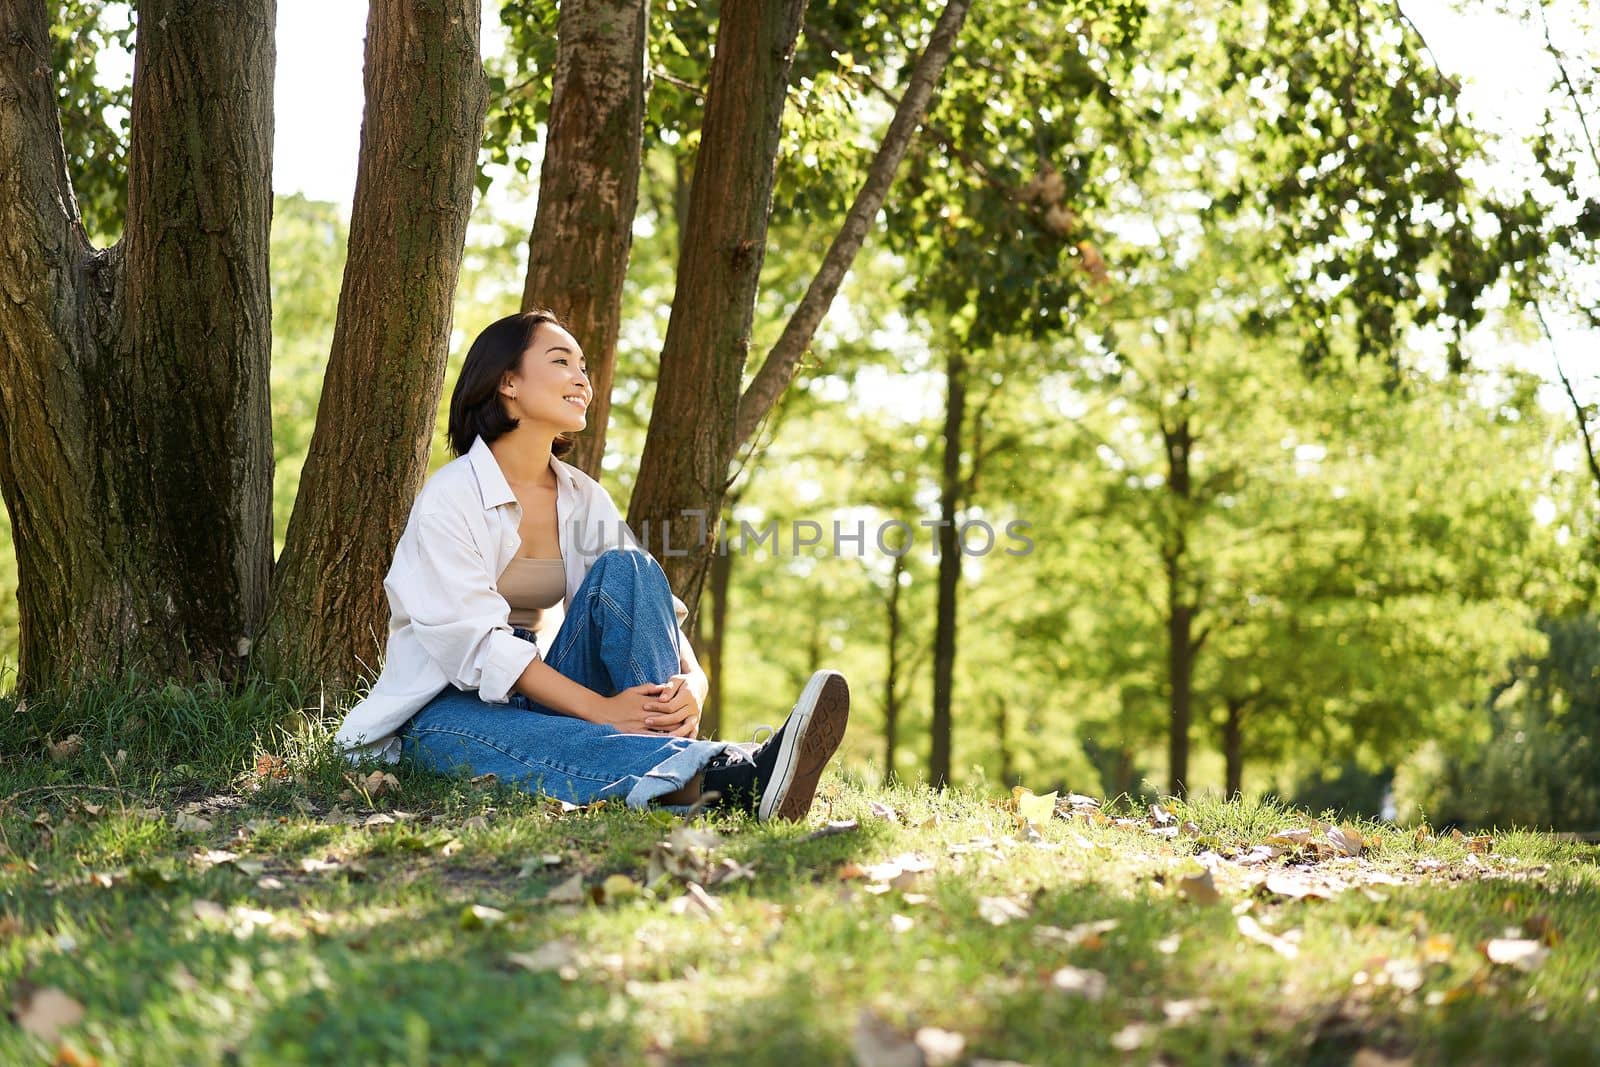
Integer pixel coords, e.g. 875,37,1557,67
1537,2,1600,178
1534,299,1600,500
734,0,974,449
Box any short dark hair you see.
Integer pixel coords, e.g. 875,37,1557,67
447,309,578,459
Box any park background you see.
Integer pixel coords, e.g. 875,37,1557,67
2,0,1597,829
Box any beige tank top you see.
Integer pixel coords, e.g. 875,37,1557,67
497,557,566,629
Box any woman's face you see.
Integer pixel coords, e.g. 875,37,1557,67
501,322,592,434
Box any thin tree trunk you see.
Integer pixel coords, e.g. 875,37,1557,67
929,345,966,788
703,532,733,740
884,552,905,784
255,0,488,691
626,0,807,626
1164,411,1194,796
733,0,974,449
1223,697,1245,798
995,694,1012,788
522,0,648,479
0,0,275,694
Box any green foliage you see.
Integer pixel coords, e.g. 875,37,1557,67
267,195,347,553
50,0,134,242
1396,614,1600,832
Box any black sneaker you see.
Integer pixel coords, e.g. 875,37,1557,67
701,670,850,821
754,670,850,821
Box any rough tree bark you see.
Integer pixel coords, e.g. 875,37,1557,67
625,0,808,624
0,0,275,694
254,0,489,691
520,0,648,479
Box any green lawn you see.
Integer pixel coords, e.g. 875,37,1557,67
1,685,1596,1065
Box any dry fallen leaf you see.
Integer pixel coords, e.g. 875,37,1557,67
543,872,586,905
1110,1023,1151,1051
977,895,1031,926
1176,864,1222,905
1448,829,1493,854
460,904,507,929
1237,914,1300,959
1420,933,1456,963
1264,871,1333,901
173,813,213,833
668,882,723,919
1034,918,1118,950
253,754,291,781
48,735,84,763
868,801,900,823
913,1027,965,1067
1011,787,1058,828
191,899,228,924
1049,965,1108,1000
1265,828,1313,849
15,986,84,1042
1323,824,1364,857
508,938,578,976
1483,938,1548,972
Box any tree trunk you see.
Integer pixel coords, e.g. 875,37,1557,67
1223,697,1246,797
884,552,905,784
703,533,733,739
733,0,974,449
1164,412,1194,796
521,0,648,479
626,0,807,626
0,0,275,695
929,345,966,788
254,0,488,693
994,694,1012,787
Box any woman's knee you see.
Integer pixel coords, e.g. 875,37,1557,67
592,547,669,589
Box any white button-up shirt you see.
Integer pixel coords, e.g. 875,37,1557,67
333,435,692,763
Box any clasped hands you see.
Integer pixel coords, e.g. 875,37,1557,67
594,669,708,738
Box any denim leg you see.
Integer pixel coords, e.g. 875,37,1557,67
396,555,728,809
542,547,683,696
399,682,730,808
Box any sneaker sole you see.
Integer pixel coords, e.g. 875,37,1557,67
759,670,850,822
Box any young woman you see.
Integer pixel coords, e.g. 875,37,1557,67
334,310,850,820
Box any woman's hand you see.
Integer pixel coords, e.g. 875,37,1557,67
593,683,672,735
643,670,706,738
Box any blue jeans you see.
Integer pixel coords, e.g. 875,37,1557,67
397,548,730,808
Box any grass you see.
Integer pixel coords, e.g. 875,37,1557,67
0,683,1597,1065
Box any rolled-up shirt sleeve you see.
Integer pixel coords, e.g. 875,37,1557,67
387,508,539,703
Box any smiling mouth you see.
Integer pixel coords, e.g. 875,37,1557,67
564,396,588,409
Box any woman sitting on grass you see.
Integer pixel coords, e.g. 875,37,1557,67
334,310,849,820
